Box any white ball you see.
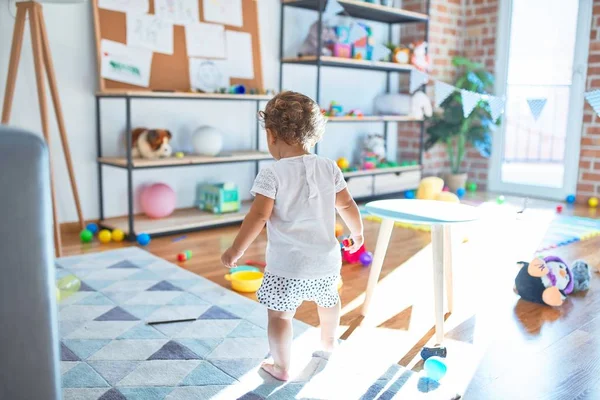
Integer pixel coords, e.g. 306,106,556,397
192,126,223,156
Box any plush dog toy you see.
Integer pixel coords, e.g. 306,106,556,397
131,128,173,159
514,256,574,306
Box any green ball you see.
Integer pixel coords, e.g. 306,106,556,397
80,229,93,243
467,182,478,192
496,195,505,205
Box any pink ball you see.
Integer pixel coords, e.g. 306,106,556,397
140,183,176,219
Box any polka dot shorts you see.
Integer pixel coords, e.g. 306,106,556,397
257,272,340,312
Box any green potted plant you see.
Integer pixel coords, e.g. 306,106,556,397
425,56,499,191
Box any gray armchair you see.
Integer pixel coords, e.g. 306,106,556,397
0,125,61,399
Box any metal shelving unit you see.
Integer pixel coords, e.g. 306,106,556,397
280,0,430,198
95,91,269,239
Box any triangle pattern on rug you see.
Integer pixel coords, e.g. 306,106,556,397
61,342,80,361
94,306,140,321
63,340,111,360
88,361,141,386
147,340,201,360
107,260,140,269
98,388,127,400
79,281,96,292
147,281,183,291
198,305,240,320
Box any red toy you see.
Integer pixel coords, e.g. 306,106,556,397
343,244,366,264
556,205,563,213
177,250,192,261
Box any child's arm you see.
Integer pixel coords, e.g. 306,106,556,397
221,194,274,268
335,188,364,253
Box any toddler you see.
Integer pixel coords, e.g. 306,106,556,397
221,91,363,381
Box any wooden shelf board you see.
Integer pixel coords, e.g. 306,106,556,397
282,0,429,24
96,90,272,101
101,203,251,235
326,115,423,122
99,151,272,169
343,165,421,178
282,56,414,72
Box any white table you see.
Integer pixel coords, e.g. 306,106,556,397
362,199,479,343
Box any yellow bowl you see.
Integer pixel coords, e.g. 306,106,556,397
225,270,264,293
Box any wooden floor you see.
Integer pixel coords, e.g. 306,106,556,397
62,193,600,398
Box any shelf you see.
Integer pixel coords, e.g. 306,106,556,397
343,164,421,178
282,56,414,72
96,90,272,101
101,203,252,235
326,115,422,123
282,0,429,24
98,151,272,169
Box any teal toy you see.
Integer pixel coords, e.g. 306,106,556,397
197,183,240,214
230,265,261,274
424,356,447,381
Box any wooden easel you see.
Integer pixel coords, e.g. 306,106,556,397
1,1,85,257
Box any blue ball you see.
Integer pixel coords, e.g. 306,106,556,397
86,223,99,234
566,194,576,204
405,190,416,199
456,188,466,198
137,233,151,246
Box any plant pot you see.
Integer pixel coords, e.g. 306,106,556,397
444,173,468,192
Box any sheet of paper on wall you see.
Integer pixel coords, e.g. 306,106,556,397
101,39,153,87
154,0,199,25
98,0,149,14
189,58,230,92
127,14,174,55
224,30,254,79
202,0,243,27
185,22,226,59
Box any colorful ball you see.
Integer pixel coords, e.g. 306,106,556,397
566,194,576,204
456,188,466,198
589,197,599,208
359,251,373,267
80,229,93,243
86,223,99,234
111,229,125,242
337,157,350,170
496,195,505,205
137,233,151,246
140,183,176,219
405,190,416,199
98,229,112,244
467,182,478,192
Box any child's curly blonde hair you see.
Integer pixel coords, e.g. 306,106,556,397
258,91,326,150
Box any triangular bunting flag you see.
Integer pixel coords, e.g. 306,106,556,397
461,90,481,118
371,43,391,62
585,90,600,117
526,98,547,121
322,0,345,21
410,69,429,94
348,23,368,44
486,95,506,122
434,80,455,107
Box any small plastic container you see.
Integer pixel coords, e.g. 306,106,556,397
224,270,264,293
424,356,447,381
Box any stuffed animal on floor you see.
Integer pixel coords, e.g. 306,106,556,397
130,128,173,159
514,256,575,306
373,91,433,120
571,260,592,292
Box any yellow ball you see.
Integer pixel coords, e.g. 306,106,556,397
589,197,599,208
98,229,112,243
175,152,184,159
111,229,125,242
337,157,349,170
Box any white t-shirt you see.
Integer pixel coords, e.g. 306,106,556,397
251,154,347,279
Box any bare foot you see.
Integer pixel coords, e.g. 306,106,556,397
260,362,290,381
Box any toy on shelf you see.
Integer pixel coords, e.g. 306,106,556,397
130,128,173,159
391,46,410,64
363,134,386,164
141,183,176,219
410,41,431,72
137,233,151,246
80,229,93,243
98,229,112,244
112,229,125,242
86,223,99,234
197,183,240,214
192,126,223,156
352,23,375,61
229,84,246,94
175,152,184,159
566,194,576,204
299,20,337,57
177,250,193,262
323,101,344,117
347,109,364,117
374,92,433,120
337,157,350,170
589,197,598,208
514,256,575,306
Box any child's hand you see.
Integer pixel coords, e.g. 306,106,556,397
346,234,364,254
221,247,244,268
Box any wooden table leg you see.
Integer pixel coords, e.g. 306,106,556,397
361,218,394,317
431,224,444,344
443,224,453,313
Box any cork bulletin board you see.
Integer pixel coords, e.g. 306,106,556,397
91,0,264,92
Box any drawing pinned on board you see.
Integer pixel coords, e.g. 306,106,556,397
434,80,455,107
225,30,254,79
98,0,149,14
409,69,428,94
322,0,345,21
154,0,199,25
486,95,506,122
101,39,152,87
526,98,547,121
127,14,174,55
203,0,243,27
189,58,230,92
185,22,226,59
461,89,480,118
585,90,600,116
